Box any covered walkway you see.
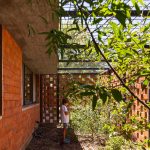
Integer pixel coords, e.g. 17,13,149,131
26,123,105,150
0,0,149,150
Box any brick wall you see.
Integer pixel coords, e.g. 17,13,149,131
110,72,150,142
130,77,149,142
0,26,40,150
59,73,98,100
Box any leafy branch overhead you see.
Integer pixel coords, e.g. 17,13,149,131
43,0,150,109
40,29,89,59
67,82,124,110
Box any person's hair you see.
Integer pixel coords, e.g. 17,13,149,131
62,98,69,105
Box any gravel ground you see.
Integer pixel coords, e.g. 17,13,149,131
26,123,105,150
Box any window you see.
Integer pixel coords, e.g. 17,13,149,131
35,74,40,103
0,25,2,115
23,65,33,105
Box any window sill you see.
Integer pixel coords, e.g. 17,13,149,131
22,103,39,111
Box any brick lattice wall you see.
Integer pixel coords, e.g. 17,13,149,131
130,77,149,142
59,73,98,101
41,74,58,123
58,73,149,142
0,26,40,150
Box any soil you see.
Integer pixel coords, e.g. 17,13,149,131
26,123,106,150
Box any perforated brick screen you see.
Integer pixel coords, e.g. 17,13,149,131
40,73,98,123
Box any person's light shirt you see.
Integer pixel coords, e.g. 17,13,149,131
61,105,69,123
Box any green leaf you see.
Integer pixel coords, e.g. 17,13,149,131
80,84,96,90
92,95,97,111
60,47,64,59
126,100,134,112
80,91,95,96
135,2,141,15
109,22,118,36
93,18,102,24
111,89,123,102
46,47,52,55
99,88,108,104
67,55,74,65
73,20,80,31
143,23,150,32
141,79,149,91
143,79,149,86
131,0,136,4
131,0,141,15
84,0,92,4
67,28,79,32
126,38,131,42
115,11,126,27
138,0,144,5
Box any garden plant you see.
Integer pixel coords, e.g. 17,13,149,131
27,0,150,149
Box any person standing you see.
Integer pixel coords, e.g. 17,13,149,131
61,98,70,144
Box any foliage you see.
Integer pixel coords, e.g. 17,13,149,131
28,0,150,108
58,23,98,60
105,136,143,150
69,94,146,149
27,0,150,148
62,74,150,148
106,136,129,150
70,104,103,137
70,96,111,137
66,79,124,110
38,0,150,109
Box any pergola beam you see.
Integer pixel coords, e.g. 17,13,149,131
62,44,150,49
61,10,150,17
58,67,108,70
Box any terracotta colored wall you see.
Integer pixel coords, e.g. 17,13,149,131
111,73,150,142
59,73,98,100
0,26,40,150
130,77,149,142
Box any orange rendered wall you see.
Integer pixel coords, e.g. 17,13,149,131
0,26,40,150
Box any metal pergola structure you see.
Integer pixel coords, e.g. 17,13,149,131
58,0,150,74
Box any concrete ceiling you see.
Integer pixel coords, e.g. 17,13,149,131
0,0,59,74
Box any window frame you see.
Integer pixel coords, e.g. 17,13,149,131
23,64,34,106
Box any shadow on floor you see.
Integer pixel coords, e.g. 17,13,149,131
26,123,83,150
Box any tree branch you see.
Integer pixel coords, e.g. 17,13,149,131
77,5,150,110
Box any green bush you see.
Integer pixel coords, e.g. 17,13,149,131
105,136,125,150
105,136,143,150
